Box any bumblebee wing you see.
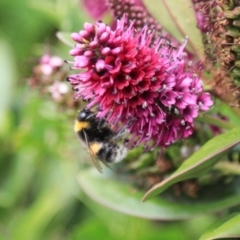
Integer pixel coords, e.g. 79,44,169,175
100,159,114,172
82,130,103,173
88,149,103,173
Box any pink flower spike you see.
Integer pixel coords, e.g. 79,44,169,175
67,15,213,149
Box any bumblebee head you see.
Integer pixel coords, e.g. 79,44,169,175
77,108,94,122
74,108,96,132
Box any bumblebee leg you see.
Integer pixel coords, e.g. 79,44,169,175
113,117,135,140
113,126,129,140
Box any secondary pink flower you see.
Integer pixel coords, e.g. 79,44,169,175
192,0,216,33
67,15,213,149
39,54,63,75
81,0,107,20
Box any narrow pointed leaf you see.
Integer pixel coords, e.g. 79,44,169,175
56,32,75,47
143,127,240,202
199,213,240,240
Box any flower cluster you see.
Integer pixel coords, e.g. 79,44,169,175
106,0,181,49
38,53,63,76
67,16,213,149
29,53,64,93
107,0,161,32
192,0,240,107
192,0,216,33
29,53,81,109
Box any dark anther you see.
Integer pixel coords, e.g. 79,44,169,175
72,87,78,92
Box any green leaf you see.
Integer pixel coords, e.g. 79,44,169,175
143,0,203,60
143,0,182,42
163,0,203,59
143,127,240,202
199,213,240,240
56,31,75,47
77,168,240,220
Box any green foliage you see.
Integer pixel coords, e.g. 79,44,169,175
143,128,240,201
199,213,240,240
77,168,240,221
2,0,240,239
143,0,203,58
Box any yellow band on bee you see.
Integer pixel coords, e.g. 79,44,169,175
74,120,89,132
89,142,102,155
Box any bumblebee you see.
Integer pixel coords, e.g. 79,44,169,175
74,108,128,172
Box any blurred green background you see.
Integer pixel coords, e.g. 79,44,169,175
0,0,219,239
